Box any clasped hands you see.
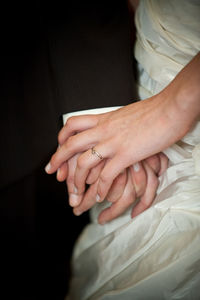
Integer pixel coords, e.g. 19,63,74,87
45,98,170,224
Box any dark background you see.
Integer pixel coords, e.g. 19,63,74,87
0,1,137,299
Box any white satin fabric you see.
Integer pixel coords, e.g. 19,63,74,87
66,1,200,299
134,0,200,99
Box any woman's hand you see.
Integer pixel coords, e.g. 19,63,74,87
45,93,182,202
46,53,200,205
51,118,168,224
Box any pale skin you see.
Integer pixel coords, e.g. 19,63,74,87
54,108,168,224
57,151,168,224
46,0,168,224
54,122,168,223
46,0,168,222
45,52,200,222
73,154,168,224
45,0,169,224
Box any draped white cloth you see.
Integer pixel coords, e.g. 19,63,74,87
66,1,200,299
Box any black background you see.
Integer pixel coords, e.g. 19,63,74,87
0,1,137,299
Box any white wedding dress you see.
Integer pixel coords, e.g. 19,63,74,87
66,1,200,299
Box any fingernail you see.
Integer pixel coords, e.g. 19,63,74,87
45,162,51,173
73,186,78,194
73,209,82,216
96,194,101,202
69,194,80,207
133,163,140,172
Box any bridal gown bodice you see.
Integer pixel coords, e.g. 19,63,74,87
66,1,200,299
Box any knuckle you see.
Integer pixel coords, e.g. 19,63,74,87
98,118,111,136
86,177,92,185
104,118,112,130
67,116,76,127
107,192,116,203
63,136,76,152
129,193,135,205
135,186,144,198
58,130,64,145
99,172,109,184
147,156,160,172
126,197,134,208
140,196,150,208
67,175,74,185
143,202,150,210
66,135,74,146
136,171,146,185
77,156,86,169
116,172,126,185
98,173,112,198
149,168,158,184
161,153,169,165
86,174,96,185
100,121,108,133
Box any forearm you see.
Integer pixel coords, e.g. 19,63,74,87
166,52,200,135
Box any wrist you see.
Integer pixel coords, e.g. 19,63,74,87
174,83,200,132
157,85,193,144
164,53,200,138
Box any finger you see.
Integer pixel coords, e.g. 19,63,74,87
106,170,127,203
58,114,98,145
69,192,84,209
74,141,116,195
131,161,159,218
45,126,102,174
96,153,129,203
73,181,98,216
86,159,106,185
145,154,161,174
130,162,147,197
56,162,68,182
98,169,136,224
67,154,80,194
67,153,83,207
158,152,169,176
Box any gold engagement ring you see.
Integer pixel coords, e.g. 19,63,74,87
91,147,103,160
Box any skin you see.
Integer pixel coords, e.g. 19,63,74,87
56,143,168,224
45,52,200,223
65,152,168,224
